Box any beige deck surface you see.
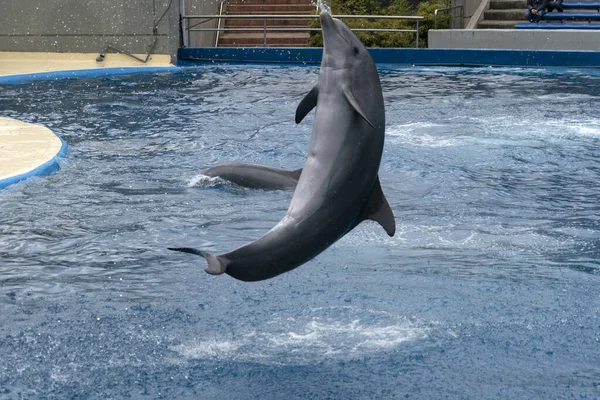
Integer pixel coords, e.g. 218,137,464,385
0,117,64,182
0,51,173,76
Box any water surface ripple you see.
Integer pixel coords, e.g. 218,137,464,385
0,66,599,399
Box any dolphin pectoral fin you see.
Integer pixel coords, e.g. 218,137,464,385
342,85,377,130
295,85,319,124
358,176,396,237
168,247,227,275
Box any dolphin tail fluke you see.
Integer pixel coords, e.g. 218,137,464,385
168,247,227,275
358,176,396,237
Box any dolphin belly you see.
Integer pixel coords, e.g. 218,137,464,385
217,208,357,281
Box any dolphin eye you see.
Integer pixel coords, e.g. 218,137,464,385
353,46,359,54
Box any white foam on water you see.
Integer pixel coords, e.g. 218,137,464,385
356,324,422,349
386,123,462,148
463,116,600,141
335,215,579,264
538,118,600,138
568,123,600,137
187,173,228,188
388,122,446,132
50,366,70,383
386,219,582,262
171,339,241,359
387,117,600,149
536,93,597,101
171,306,429,364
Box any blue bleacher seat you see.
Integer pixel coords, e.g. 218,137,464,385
544,11,600,19
562,2,600,10
518,1,600,29
514,22,600,28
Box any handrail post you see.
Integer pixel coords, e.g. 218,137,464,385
415,19,419,48
434,5,464,30
215,1,226,47
263,18,267,46
180,0,188,47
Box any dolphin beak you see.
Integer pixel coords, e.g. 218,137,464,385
320,12,351,47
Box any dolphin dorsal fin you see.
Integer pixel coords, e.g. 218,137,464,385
289,168,302,180
358,176,396,237
295,85,319,124
342,85,377,130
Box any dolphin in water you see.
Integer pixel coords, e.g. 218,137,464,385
203,162,301,190
170,13,395,281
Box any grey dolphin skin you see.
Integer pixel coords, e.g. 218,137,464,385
203,162,301,190
170,12,395,281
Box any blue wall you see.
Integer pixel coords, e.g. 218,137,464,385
178,47,600,68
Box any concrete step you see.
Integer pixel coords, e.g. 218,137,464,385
484,9,526,19
221,0,314,46
218,32,309,46
217,42,309,47
226,4,316,13
477,19,519,28
225,18,312,27
489,0,527,9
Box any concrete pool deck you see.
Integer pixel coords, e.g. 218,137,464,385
0,51,173,77
0,51,174,188
0,117,67,189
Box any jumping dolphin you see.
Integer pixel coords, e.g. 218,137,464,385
170,13,395,281
203,162,301,190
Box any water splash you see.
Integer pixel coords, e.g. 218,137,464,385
187,173,228,187
171,306,429,365
311,0,332,15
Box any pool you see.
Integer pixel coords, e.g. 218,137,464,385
1,66,599,399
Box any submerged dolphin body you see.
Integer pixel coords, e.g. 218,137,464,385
170,13,395,281
203,162,301,190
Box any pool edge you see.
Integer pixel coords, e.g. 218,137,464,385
0,66,182,84
0,123,68,190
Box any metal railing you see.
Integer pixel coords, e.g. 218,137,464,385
214,0,228,47
434,5,464,29
182,14,424,48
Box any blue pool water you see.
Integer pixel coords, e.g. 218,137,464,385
0,66,599,399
